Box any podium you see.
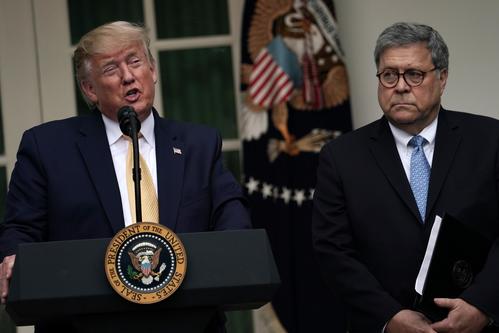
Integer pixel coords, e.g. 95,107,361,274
6,229,280,332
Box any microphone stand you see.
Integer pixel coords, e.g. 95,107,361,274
129,118,142,223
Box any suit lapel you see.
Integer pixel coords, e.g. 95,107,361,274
77,114,125,234
154,112,185,230
368,117,422,221
426,110,461,218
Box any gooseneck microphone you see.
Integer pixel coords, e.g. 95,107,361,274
117,106,143,223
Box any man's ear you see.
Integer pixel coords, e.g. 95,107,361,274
150,61,158,84
439,68,448,95
80,80,98,104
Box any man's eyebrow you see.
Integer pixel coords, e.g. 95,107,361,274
126,51,141,58
98,50,143,68
100,59,117,68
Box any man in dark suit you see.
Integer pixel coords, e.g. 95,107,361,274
0,21,250,330
313,22,499,332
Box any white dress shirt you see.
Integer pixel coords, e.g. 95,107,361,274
388,116,438,181
102,112,158,226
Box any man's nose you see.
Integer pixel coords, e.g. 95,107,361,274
121,65,135,84
394,74,411,93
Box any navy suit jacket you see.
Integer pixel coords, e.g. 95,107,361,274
313,109,499,332
0,110,251,258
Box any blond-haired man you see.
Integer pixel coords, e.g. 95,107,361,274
0,21,250,332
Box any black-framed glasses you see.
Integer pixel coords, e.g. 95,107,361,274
376,67,437,88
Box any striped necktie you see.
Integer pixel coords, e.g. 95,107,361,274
408,135,430,222
125,136,159,223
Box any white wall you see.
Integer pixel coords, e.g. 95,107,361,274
334,0,499,129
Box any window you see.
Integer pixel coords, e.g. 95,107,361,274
65,0,242,179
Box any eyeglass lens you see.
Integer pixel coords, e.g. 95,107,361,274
379,69,425,87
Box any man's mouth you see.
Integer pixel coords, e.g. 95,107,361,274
392,102,414,108
125,88,140,102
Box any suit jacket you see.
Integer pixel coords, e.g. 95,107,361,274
312,109,499,332
0,110,250,255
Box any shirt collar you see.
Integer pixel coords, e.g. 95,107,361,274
139,112,155,148
102,111,155,147
388,115,438,148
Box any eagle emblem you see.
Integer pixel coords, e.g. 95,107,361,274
105,222,187,304
241,0,349,161
128,242,167,285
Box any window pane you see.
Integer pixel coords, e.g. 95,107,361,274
67,0,144,45
223,150,241,183
68,0,145,115
159,47,237,138
155,0,229,38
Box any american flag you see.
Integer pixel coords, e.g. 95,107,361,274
249,37,301,108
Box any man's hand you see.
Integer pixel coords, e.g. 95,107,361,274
0,255,16,304
386,309,436,333
431,298,489,333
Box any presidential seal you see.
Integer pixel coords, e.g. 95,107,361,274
451,259,473,289
105,222,187,304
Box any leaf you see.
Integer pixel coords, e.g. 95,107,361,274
127,265,139,279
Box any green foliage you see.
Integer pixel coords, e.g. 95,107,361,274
0,305,16,333
127,265,139,279
225,311,253,333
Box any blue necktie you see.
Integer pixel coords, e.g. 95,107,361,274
409,135,430,222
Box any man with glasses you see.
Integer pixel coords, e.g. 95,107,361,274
313,22,499,332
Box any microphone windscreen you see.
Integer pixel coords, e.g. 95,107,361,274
117,106,140,136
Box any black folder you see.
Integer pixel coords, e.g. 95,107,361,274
414,214,491,322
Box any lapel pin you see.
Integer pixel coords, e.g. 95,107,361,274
173,147,182,155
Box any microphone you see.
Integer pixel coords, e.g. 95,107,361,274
117,106,143,223
117,106,141,137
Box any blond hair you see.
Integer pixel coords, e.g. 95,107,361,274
73,21,155,107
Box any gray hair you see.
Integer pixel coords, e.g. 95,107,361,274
374,22,449,70
73,21,155,108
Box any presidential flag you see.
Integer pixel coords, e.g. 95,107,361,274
240,0,352,331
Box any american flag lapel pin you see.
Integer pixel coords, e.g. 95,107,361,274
173,147,182,155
